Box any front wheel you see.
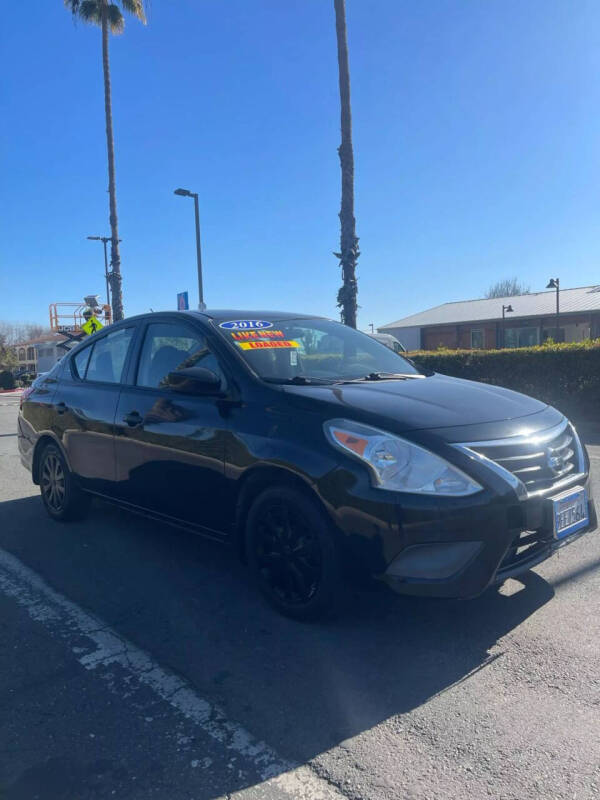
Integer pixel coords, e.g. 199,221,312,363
39,443,90,522
245,486,344,621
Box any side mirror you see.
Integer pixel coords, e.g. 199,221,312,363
167,366,222,395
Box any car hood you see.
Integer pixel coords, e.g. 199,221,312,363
281,373,558,441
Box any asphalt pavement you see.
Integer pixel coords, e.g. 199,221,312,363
1,395,599,800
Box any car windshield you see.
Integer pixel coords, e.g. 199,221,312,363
214,317,421,383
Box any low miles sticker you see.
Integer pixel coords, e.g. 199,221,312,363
236,340,299,350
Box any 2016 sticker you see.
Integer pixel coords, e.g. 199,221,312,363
236,340,299,350
220,320,273,330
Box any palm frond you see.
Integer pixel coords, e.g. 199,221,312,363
64,0,102,25
120,0,147,24
79,0,102,25
107,4,125,33
63,0,80,13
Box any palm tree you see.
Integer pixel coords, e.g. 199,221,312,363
333,0,359,328
65,0,146,322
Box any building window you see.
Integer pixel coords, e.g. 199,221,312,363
27,347,35,361
470,329,484,349
505,327,540,348
18,348,26,361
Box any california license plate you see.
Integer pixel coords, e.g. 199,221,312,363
552,486,589,540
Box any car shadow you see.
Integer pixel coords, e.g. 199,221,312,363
579,425,600,447
0,494,555,794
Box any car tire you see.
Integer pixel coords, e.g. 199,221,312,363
245,486,344,621
39,443,91,522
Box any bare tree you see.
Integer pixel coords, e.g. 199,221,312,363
0,331,17,370
485,277,530,299
0,321,51,344
333,0,359,328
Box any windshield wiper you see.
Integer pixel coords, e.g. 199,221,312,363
261,376,338,385
337,372,425,384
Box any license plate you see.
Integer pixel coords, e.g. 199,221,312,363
552,486,589,540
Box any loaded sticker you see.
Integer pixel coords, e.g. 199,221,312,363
219,320,273,330
236,340,299,350
230,330,284,340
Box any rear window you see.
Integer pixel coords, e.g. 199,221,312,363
86,328,134,383
71,327,134,384
72,345,93,380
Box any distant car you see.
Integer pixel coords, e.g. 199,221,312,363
18,310,597,620
368,332,406,354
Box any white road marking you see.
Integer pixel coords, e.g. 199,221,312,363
0,547,345,799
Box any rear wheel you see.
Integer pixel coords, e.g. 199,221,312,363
39,444,90,522
246,486,343,621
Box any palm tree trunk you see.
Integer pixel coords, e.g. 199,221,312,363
101,1,124,322
334,0,359,328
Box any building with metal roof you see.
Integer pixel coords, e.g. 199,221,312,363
378,284,600,351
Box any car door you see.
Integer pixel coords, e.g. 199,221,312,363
114,318,228,536
53,325,136,494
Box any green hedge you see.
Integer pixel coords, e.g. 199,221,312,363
409,340,600,422
0,370,16,390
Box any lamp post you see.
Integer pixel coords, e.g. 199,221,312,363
501,303,513,348
546,277,560,342
174,188,205,311
369,323,374,333
87,235,121,309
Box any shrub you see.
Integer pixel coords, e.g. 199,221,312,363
0,370,16,390
409,340,600,422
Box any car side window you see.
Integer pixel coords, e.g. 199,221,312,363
85,327,134,384
136,322,225,389
72,344,93,380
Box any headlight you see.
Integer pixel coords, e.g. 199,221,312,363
324,419,482,496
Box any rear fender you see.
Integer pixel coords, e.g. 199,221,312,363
31,432,74,485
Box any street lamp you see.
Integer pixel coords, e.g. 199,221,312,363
369,323,374,333
87,235,121,309
501,303,513,349
174,188,205,311
546,277,560,342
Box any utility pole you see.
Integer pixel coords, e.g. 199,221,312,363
174,188,206,310
87,235,121,312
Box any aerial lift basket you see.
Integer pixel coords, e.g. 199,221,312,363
49,302,112,350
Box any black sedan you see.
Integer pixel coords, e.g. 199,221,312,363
18,310,597,619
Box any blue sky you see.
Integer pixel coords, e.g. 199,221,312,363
2,0,600,330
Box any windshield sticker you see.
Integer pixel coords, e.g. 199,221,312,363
230,330,284,340
236,340,299,350
219,320,273,330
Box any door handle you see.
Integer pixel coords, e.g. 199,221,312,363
123,411,143,428
55,402,67,415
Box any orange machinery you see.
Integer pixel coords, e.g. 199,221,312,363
49,302,112,334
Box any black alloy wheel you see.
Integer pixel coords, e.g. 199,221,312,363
41,450,66,513
39,444,90,521
246,486,342,621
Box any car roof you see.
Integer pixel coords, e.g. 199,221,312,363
193,309,326,323
112,310,328,325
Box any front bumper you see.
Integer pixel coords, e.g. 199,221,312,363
381,477,597,598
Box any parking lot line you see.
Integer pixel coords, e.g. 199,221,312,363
0,546,345,800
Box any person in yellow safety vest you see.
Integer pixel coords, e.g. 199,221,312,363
82,307,102,335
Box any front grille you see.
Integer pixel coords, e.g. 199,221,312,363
457,420,584,496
